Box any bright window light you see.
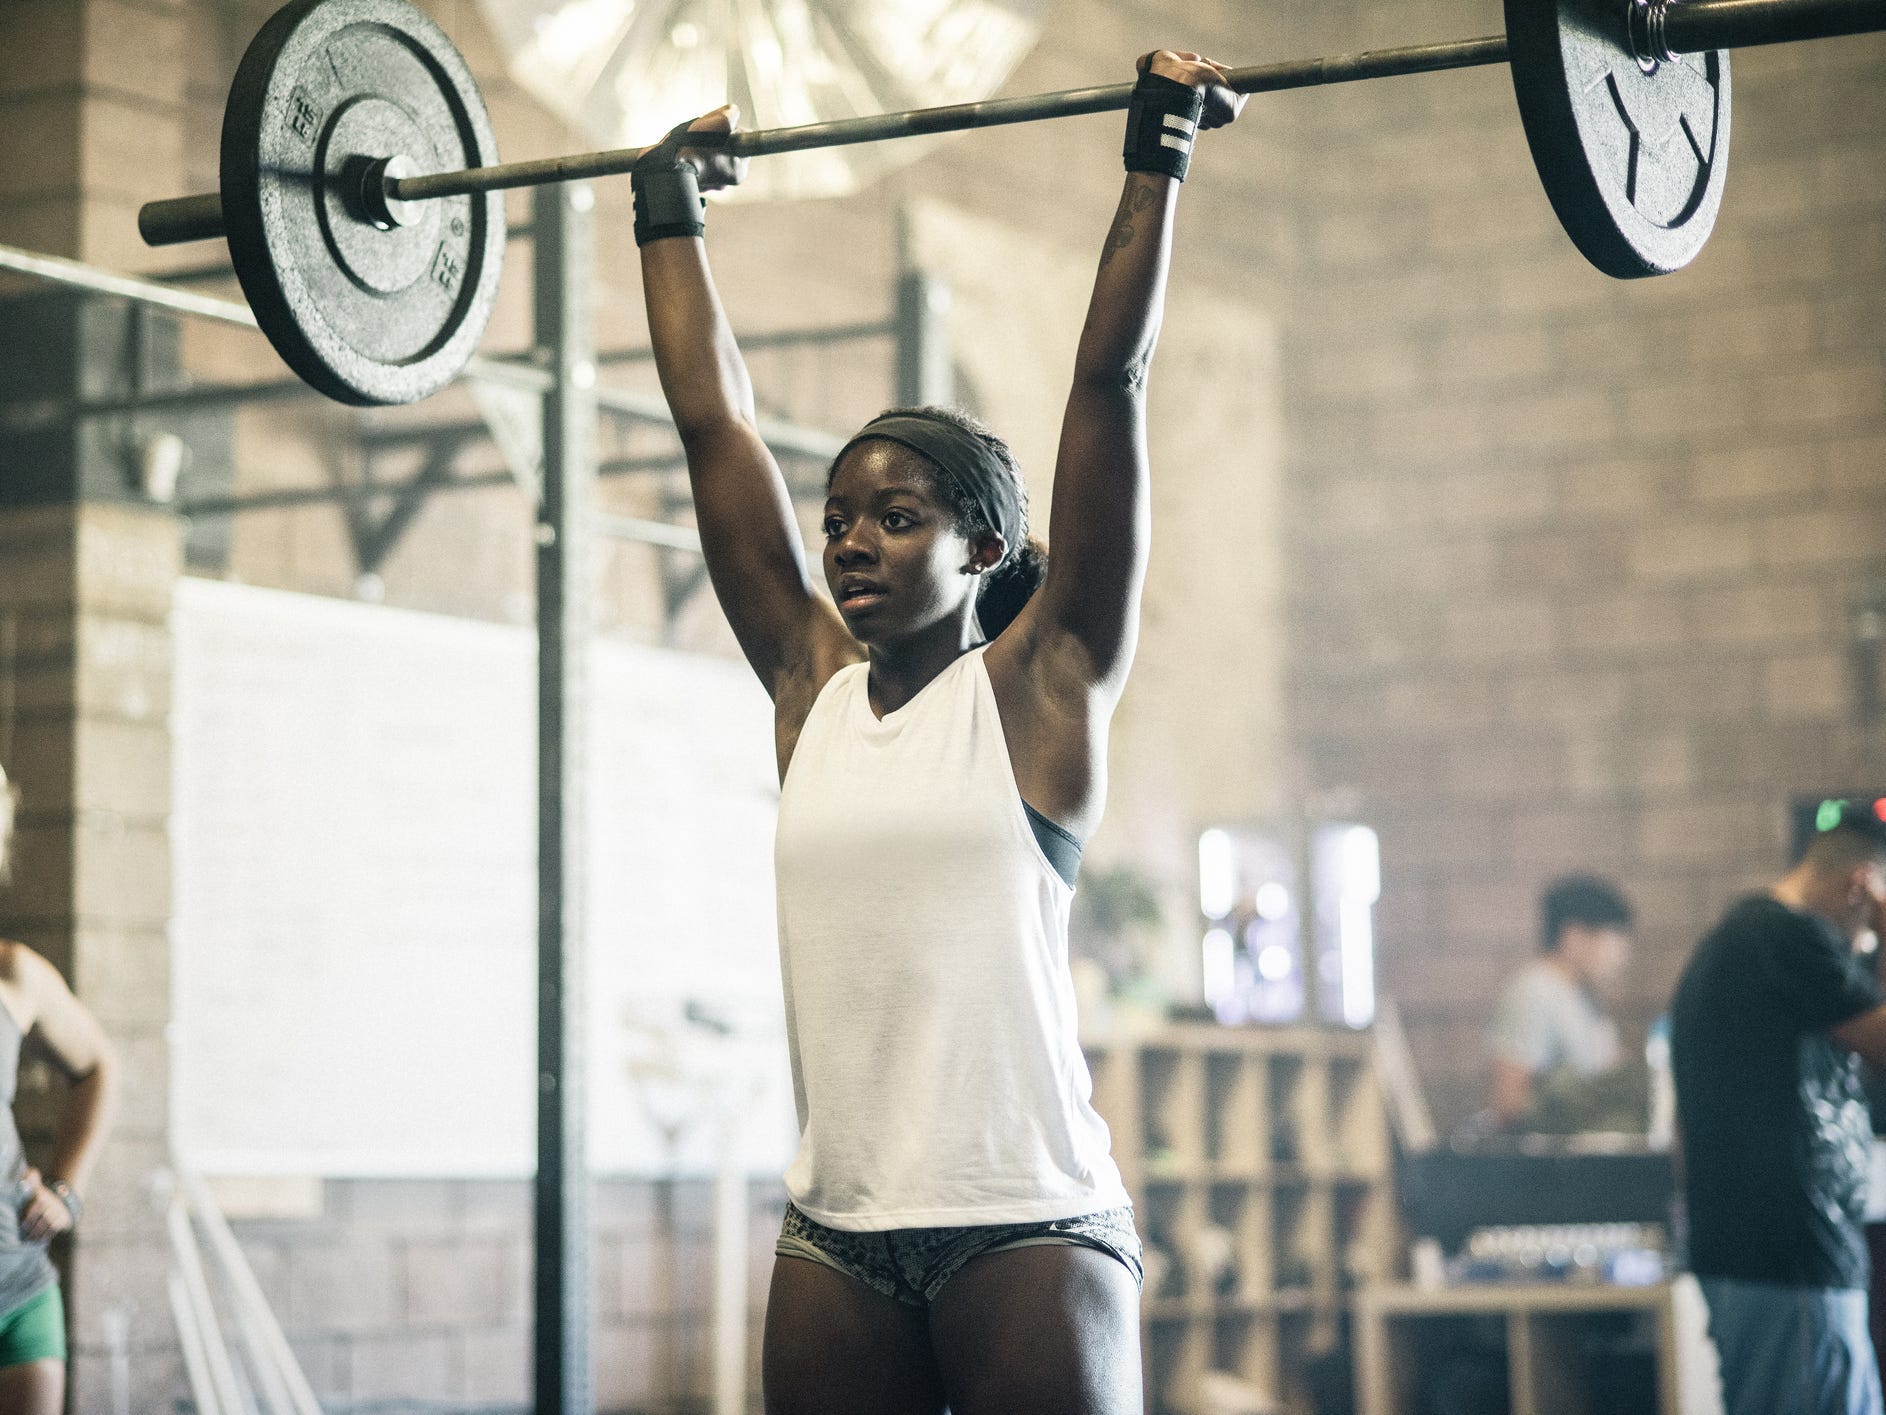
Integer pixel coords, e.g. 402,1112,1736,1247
1198,829,1236,920
1201,928,1236,1014
531,0,635,71
1256,943,1295,982
1338,825,1379,1028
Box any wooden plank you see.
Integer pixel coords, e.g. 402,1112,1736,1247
1366,1281,1670,1316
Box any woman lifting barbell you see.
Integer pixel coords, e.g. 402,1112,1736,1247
636,48,1244,1415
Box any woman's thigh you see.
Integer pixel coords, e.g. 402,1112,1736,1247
0,1358,63,1415
927,1243,1142,1415
762,1255,947,1415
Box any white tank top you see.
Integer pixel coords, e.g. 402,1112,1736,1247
774,646,1129,1230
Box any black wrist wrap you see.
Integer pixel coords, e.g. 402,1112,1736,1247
1122,71,1206,182
631,121,718,246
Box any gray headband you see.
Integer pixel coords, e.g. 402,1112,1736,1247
838,414,1024,563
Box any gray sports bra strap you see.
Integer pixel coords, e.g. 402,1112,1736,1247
1022,801,1082,888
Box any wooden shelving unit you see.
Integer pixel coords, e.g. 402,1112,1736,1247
1355,1280,1720,1415
1086,1023,1393,1415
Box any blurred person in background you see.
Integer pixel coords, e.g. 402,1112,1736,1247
1673,803,1886,1415
1486,874,1636,1132
0,760,119,1414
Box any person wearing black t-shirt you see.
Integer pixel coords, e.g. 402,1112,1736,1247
1672,804,1886,1415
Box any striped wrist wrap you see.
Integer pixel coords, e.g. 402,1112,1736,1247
1122,71,1206,181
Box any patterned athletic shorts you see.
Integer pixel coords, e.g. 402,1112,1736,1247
776,1201,1143,1307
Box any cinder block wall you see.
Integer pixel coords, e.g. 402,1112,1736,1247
1282,0,1886,1127
229,1178,786,1413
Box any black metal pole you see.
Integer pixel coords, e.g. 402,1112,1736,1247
384,36,1515,203
894,270,954,408
532,180,596,1415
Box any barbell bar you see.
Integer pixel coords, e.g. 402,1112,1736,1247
139,0,1880,243
132,0,1886,405
139,0,1883,244
138,37,1509,247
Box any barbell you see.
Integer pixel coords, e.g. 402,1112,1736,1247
136,0,1885,406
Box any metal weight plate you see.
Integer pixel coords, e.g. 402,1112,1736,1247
1506,0,1730,278
220,0,505,404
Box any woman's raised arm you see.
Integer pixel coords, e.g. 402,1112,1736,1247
1025,52,1243,696
637,109,851,698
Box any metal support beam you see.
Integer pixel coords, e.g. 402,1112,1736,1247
0,239,845,552
595,512,703,553
154,262,242,286
0,242,265,330
0,240,555,407
532,181,595,1415
654,486,713,640
180,468,512,516
895,270,954,408
0,242,849,464
347,434,471,576
591,382,845,461
2,365,822,438
599,319,895,363
0,378,311,432
176,456,683,520
660,561,713,641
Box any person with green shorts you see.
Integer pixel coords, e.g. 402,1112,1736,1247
0,760,118,1411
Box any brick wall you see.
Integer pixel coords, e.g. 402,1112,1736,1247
1280,0,1886,1127
225,1177,786,1415
0,0,191,270
0,502,185,1405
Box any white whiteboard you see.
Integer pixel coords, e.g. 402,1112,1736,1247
171,578,797,1177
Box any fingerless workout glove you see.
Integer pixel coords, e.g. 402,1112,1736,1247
1122,70,1206,182
631,120,723,246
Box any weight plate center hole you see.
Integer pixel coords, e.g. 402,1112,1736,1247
317,96,442,296
348,152,421,230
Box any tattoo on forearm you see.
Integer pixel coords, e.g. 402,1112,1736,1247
1099,180,1163,267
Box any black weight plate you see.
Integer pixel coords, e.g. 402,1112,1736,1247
221,0,504,404
1506,0,1731,278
